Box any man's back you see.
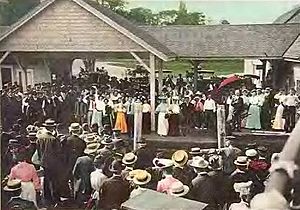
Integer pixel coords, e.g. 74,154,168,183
100,175,130,209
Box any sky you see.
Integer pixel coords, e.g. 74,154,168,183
127,0,300,24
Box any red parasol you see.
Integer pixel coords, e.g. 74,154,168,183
218,75,241,90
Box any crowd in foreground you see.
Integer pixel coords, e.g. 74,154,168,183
1,118,300,210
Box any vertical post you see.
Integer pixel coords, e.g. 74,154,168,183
149,53,156,132
0,65,2,90
192,60,200,91
217,104,226,149
157,59,163,94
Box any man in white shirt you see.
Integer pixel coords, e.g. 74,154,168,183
90,156,107,201
284,88,299,132
203,95,216,130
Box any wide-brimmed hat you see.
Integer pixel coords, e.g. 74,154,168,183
234,156,248,166
233,181,253,195
69,123,82,133
43,119,57,127
101,135,114,145
152,158,174,169
3,180,22,192
169,181,189,197
132,170,152,185
189,147,201,155
84,133,96,143
126,169,144,181
189,156,209,169
245,149,258,158
172,150,188,167
8,139,21,146
27,132,38,143
109,160,125,173
122,152,138,165
84,142,100,155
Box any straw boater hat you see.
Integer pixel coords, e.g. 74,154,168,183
43,119,57,127
152,158,174,169
189,156,209,169
122,152,138,165
84,133,97,143
3,180,22,192
172,150,188,167
69,123,82,134
132,170,152,185
245,149,258,158
189,147,201,155
84,142,100,155
126,169,144,181
234,156,248,166
169,181,190,197
27,132,37,143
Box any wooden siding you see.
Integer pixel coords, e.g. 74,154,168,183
0,0,146,52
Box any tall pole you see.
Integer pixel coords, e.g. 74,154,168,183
217,104,226,149
149,53,156,132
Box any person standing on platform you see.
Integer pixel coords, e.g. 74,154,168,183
142,99,151,134
125,97,135,139
134,98,143,148
203,94,216,131
114,98,128,134
231,90,244,132
86,95,96,128
168,96,181,136
284,88,299,133
246,90,262,130
273,89,286,130
156,96,169,137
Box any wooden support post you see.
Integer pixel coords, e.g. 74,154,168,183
157,59,163,94
217,104,226,149
14,56,27,91
149,53,156,132
0,51,10,65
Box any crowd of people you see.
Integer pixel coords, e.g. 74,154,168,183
2,118,299,210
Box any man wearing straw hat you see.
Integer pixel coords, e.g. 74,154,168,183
99,160,130,210
72,139,100,207
3,180,37,210
129,169,152,198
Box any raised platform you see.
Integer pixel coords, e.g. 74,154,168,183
143,130,289,153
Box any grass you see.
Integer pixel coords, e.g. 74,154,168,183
106,59,244,76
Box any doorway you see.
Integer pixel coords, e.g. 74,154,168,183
1,66,13,87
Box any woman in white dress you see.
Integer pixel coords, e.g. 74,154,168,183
246,90,262,130
272,90,286,130
156,96,169,136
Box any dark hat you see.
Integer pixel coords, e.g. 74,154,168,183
109,160,125,173
43,119,57,127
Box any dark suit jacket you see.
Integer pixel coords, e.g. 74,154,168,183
99,175,130,209
7,196,37,210
66,135,86,163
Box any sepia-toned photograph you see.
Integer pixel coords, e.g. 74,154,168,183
0,0,299,209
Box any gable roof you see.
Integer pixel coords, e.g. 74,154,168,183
284,34,300,59
0,0,174,61
0,26,9,36
274,6,300,24
141,24,300,59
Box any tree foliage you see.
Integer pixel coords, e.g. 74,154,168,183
0,0,39,25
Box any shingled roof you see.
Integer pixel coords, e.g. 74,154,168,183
0,0,174,61
0,26,9,36
141,24,300,59
284,34,300,59
274,6,300,24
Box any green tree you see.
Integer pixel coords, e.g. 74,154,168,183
126,7,154,25
174,1,206,25
0,0,39,25
98,0,127,11
221,19,230,24
154,10,177,25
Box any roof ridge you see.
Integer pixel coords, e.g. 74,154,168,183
140,23,300,28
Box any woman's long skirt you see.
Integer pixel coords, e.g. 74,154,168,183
157,112,169,136
168,114,180,136
115,112,128,133
91,110,103,129
246,105,261,130
142,112,151,134
272,104,285,130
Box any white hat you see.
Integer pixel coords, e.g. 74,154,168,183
189,147,201,155
233,181,253,195
189,156,209,168
122,152,138,165
152,158,173,169
234,156,248,166
169,181,189,197
245,149,258,158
